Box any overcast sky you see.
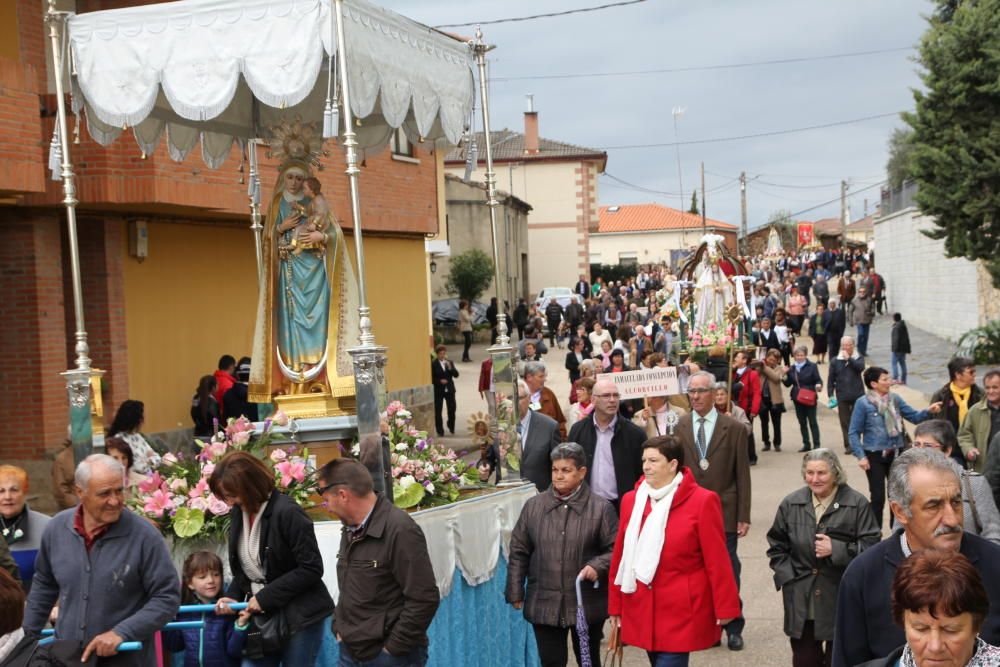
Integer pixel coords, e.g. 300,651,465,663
382,0,929,230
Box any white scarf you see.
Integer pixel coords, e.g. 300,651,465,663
0,629,24,663
238,500,269,595
615,472,684,594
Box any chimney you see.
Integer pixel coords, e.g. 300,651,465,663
523,94,539,155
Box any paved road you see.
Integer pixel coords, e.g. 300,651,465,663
435,321,944,666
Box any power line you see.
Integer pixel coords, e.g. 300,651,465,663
434,0,647,29
493,46,914,82
747,180,887,231
601,171,739,198
598,111,904,150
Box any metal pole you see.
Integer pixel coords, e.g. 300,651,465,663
740,171,748,256
333,0,389,494
47,1,99,464
700,161,706,233
472,27,521,484
248,141,264,282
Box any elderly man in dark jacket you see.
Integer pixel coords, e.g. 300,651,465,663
831,448,1000,667
828,336,865,454
320,459,439,666
767,449,880,666
506,443,618,667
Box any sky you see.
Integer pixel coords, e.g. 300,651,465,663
380,0,930,231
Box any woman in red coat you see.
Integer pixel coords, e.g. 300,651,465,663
608,435,740,666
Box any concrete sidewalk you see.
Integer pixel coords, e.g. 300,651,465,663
433,333,944,666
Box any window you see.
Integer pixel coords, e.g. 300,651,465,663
390,128,414,158
619,251,638,266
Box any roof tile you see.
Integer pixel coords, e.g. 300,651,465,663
597,203,737,233
444,129,606,164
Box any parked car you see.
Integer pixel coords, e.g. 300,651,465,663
533,287,576,310
431,298,489,326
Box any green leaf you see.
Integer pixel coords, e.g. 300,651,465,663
393,482,426,509
506,452,521,472
172,508,205,538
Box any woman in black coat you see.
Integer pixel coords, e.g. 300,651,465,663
767,449,880,667
784,345,824,452
565,336,586,383
212,452,333,666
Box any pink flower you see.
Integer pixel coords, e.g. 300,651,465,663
189,478,209,499
188,496,209,511
143,489,174,515
275,460,306,487
169,478,188,493
202,463,216,478
272,410,289,427
138,472,163,494
208,441,228,459
162,453,178,465
269,448,288,463
232,430,252,446
207,494,230,516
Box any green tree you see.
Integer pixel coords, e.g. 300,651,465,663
905,0,1000,286
885,127,914,190
444,249,494,303
689,191,699,215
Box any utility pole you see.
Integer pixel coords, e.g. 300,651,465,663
840,179,848,248
740,171,748,256
700,161,706,233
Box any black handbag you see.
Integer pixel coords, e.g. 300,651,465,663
244,608,290,658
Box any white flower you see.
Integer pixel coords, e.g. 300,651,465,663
395,443,409,451
398,409,412,420
399,475,417,489
351,443,361,456
424,483,435,494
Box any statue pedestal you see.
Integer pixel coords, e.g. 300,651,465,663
257,415,357,471
273,376,357,420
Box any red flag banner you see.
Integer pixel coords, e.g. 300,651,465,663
797,222,814,248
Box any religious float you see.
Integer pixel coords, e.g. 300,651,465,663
45,0,537,663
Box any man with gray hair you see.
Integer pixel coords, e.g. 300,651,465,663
24,454,179,665
831,448,1000,667
507,442,618,667
523,360,567,439
516,378,563,491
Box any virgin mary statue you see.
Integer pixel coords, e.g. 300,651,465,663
248,159,360,403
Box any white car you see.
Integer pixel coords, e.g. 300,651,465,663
534,287,576,310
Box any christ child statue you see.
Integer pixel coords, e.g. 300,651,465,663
290,176,330,256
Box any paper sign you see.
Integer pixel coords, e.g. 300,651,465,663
597,367,680,400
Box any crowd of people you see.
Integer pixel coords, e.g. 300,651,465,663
8,246,1000,667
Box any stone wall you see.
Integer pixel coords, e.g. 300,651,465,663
873,206,1000,340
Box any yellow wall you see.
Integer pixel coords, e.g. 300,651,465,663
123,221,431,433
1,4,21,61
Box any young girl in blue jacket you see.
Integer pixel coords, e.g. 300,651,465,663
163,551,251,667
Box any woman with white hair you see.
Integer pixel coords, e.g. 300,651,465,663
767,449,880,666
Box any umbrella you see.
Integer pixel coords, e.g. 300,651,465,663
576,574,596,667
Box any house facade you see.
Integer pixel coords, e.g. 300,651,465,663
445,105,607,296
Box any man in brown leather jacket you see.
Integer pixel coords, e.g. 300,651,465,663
320,459,439,666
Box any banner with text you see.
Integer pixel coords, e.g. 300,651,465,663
597,367,680,400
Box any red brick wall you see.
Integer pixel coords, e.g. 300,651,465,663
0,215,69,459
0,56,45,195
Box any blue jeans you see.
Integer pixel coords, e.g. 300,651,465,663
338,644,428,667
241,616,328,667
856,323,871,355
891,352,907,383
647,651,689,667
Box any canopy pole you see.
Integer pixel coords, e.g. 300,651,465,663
334,0,390,496
248,140,263,282
47,0,101,464
472,27,521,484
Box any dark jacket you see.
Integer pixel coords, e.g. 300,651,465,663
784,361,823,403
162,610,247,667
568,416,646,502
0,531,18,582
226,491,334,638
752,327,780,352
807,311,832,339
223,382,259,422
766,484,880,641
545,302,564,327
565,351,584,383
333,495,440,661
431,359,459,396
505,482,618,627
890,321,911,354
513,302,529,328
831,531,1000,667
565,302,584,328
930,382,982,466
828,355,865,403
520,410,563,492
826,307,846,343
191,395,221,438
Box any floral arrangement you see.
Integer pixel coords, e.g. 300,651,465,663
688,322,735,349
369,401,478,509
129,413,318,543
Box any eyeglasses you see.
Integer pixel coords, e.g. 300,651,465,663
687,387,712,395
593,393,620,400
911,440,943,450
317,482,343,496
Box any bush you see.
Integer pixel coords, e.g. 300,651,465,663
444,249,494,304
590,263,635,285
956,321,1000,365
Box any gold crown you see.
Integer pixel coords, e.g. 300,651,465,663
268,116,327,170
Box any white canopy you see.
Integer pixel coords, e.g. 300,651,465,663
67,0,475,168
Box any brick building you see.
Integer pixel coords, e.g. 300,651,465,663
0,1,441,473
